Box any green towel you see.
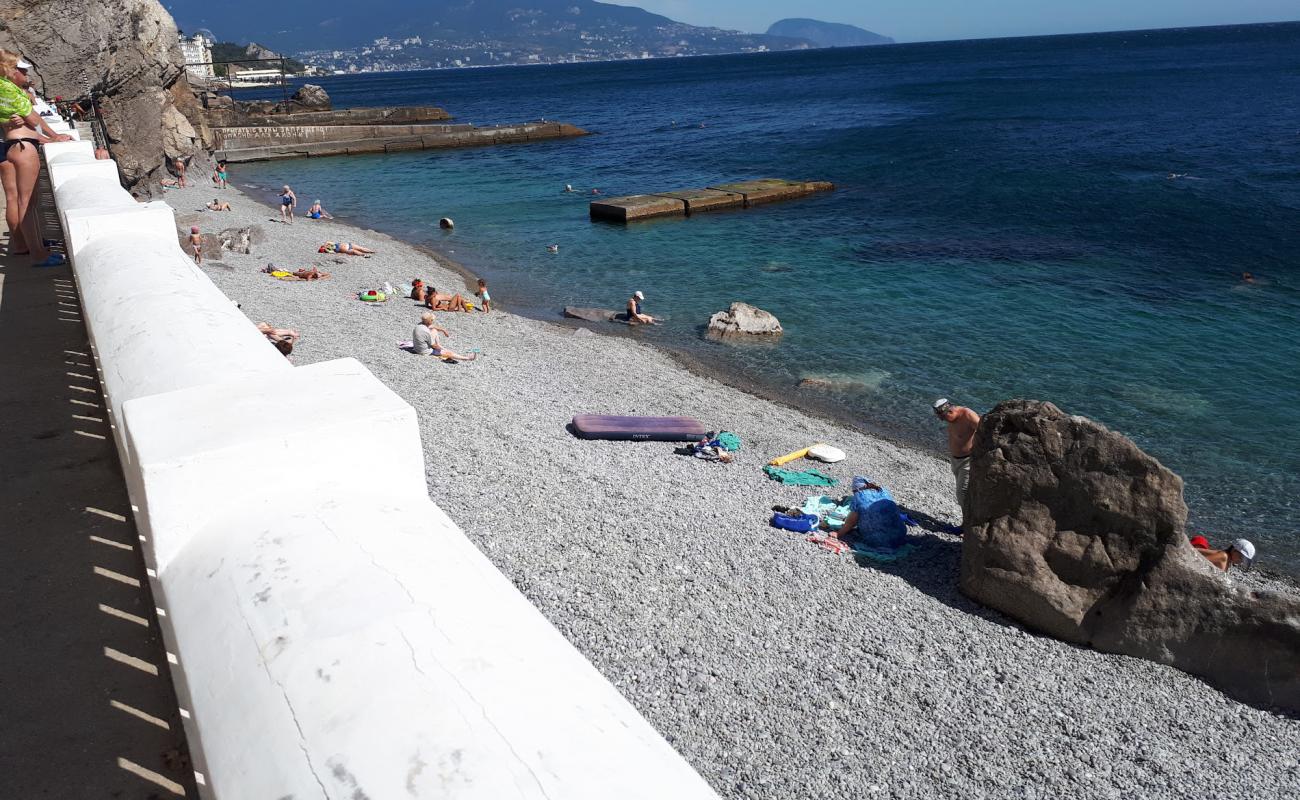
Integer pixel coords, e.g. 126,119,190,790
717,432,741,452
853,543,917,562
763,465,837,487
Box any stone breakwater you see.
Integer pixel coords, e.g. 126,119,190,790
214,121,589,163
171,179,1300,800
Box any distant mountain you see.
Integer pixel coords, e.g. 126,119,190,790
766,18,893,48
163,0,821,72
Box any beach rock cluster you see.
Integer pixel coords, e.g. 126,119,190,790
0,0,206,193
706,302,783,339
960,399,1300,711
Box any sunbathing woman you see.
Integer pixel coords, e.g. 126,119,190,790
424,286,469,312
256,322,299,356
409,279,427,302
319,241,375,256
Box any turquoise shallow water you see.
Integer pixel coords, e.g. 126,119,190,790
233,23,1300,574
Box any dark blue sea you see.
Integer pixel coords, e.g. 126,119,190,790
234,23,1300,574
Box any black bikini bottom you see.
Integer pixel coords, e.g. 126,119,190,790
1,137,43,160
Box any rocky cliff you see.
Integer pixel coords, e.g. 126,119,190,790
0,0,207,193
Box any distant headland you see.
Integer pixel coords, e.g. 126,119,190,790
766,18,895,47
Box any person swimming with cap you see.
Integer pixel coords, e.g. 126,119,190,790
1195,538,1256,572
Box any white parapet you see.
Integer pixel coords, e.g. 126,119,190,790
71,230,289,440
48,158,120,191
60,157,721,798
43,139,94,163
55,173,137,216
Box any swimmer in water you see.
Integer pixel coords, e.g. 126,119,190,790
547,244,559,253
1242,272,1256,284
564,184,574,193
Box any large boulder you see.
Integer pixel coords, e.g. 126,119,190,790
0,0,207,194
706,302,783,339
960,399,1300,711
290,84,331,111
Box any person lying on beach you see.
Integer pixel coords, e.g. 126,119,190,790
424,287,470,312
319,241,375,256
257,322,299,356
475,278,491,312
306,200,333,220
293,267,326,280
412,312,477,361
1194,538,1255,572
207,198,231,211
627,290,657,324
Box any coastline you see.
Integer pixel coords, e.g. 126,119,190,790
232,179,1300,591
171,179,1299,799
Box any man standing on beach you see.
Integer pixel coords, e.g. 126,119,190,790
934,398,981,524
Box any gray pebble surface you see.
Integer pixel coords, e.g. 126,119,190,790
172,180,1299,799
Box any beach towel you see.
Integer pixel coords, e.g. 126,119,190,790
852,542,917,562
801,495,851,531
716,432,741,452
762,465,837,487
273,272,331,281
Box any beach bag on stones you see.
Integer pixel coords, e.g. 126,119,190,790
770,512,819,533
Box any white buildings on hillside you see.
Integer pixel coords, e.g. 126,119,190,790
179,31,215,79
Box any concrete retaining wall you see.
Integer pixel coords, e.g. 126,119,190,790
52,139,719,798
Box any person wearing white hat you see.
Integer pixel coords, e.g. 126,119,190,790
627,290,657,324
933,398,981,523
1196,538,1256,572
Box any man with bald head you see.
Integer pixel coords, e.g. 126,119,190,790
934,398,981,524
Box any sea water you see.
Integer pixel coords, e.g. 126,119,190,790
233,23,1300,574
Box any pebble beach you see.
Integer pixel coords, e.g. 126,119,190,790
171,179,1299,799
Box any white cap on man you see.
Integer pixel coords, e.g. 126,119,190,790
1231,538,1256,565
933,398,950,410
634,290,644,300
16,58,32,70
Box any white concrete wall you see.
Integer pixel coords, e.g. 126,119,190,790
57,147,721,798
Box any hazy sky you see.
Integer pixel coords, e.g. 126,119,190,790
611,0,1299,42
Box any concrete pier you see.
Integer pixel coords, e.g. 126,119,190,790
590,179,834,222
215,121,589,163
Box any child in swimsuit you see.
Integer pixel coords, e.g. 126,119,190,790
476,278,491,312
188,226,203,265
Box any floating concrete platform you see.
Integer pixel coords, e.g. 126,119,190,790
215,121,589,163
590,179,833,223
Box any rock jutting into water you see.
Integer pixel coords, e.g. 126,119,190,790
960,399,1300,712
706,303,784,339
290,84,331,111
